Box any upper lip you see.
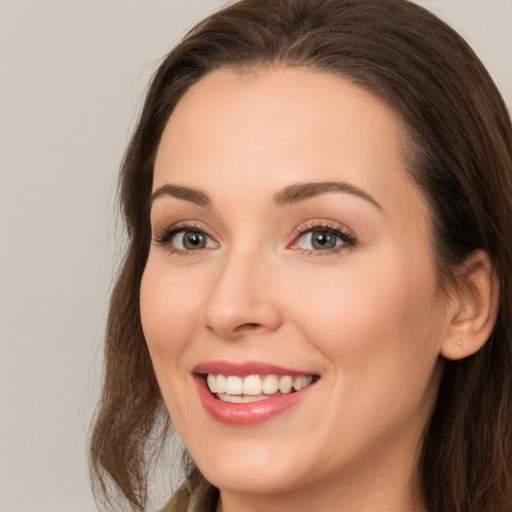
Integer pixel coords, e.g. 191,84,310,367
193,360,316,377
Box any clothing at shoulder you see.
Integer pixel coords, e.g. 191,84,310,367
161,480,219,512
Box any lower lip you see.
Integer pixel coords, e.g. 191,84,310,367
194,374,315,425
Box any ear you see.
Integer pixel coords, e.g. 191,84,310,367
441,249,499,361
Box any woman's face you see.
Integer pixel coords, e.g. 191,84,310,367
141,68,450,501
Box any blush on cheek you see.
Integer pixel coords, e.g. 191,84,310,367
140,268,202,365
140,272,175,356
294,269,435,362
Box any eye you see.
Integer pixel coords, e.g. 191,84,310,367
301,230,339,250
154,225,218,253
290,224,356,253
172,230,215,250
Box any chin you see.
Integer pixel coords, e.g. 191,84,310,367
200,460,304,495
189,431,339,500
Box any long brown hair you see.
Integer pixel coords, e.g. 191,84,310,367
90,0,512,510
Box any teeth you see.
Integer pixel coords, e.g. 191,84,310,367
295,375,313,391
243,375,262,395
278,375,293,393
216,374,226,393
225,376,243,394
216,393,272,403
207,374,216,393
262,375,279,394
206,374,313,398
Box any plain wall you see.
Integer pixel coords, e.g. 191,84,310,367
0,1,510,511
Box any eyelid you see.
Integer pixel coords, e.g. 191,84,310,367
288,220,357,254
152,221,218,251
152,218,357,257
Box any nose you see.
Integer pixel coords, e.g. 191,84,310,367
202,246,282,340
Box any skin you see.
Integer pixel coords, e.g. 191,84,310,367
140,67,462,512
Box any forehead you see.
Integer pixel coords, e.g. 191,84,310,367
153,67,425,220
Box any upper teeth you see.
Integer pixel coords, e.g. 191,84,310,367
206,374,313,396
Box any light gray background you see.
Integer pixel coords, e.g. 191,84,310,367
1,1,511,511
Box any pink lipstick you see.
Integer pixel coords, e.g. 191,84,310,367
193,360,318,425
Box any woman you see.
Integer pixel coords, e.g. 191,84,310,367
89,0,512,511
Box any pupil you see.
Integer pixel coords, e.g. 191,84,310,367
312,231,336,250
184,231,205,249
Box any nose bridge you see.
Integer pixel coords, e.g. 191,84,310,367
202,238,281,338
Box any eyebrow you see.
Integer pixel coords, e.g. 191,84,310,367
150,184,212,208
273,181,383,211
149,180,383,212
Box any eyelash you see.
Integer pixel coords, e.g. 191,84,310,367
290,221,357,257
153,222,215,256
153,221,357,256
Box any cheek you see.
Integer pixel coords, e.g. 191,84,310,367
139,260,211,428
283,258,444,439
139,260,202,365
283,255,443,372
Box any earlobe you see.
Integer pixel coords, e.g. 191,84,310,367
440,249,499,361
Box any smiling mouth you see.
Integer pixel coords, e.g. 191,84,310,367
204,373,316,403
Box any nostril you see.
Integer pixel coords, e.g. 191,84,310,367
234,322,262,332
